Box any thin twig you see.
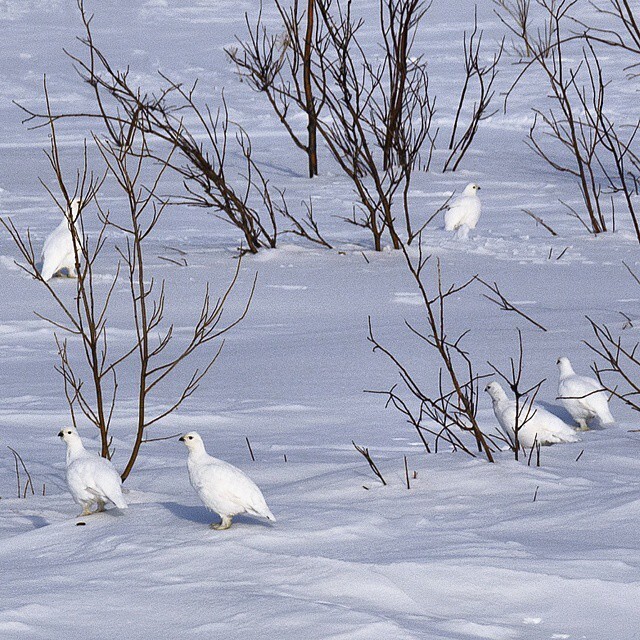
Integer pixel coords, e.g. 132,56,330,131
353,441,387,485
522,209,558,236
245,436,256,462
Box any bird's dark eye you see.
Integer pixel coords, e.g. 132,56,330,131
188,436,193,440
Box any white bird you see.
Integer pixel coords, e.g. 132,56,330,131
58,427,127,516
40,199,82,282
179,431,275,530
444,183,481,233
485,381,580,448
557,357,614,430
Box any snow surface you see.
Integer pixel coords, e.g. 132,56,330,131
1,0,640,638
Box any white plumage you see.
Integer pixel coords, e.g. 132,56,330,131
557,357,614,430
485,381,580,448
40,199,81,282
444,183,481,233
179,431,275,530
58,427,127,516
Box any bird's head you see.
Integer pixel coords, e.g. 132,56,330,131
179,431,204,451
463,183,480,195
484,381,505,400
556,356,574,376
57,427,81,444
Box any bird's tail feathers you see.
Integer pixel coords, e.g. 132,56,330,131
40,262,55,282
111,495,128,510
250,504,275,521
599,411,615,426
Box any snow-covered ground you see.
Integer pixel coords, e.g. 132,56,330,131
1,1,640,638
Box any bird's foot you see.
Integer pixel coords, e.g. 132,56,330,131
95,500,106,513
210,516,232,530
577,421,591,431
78,507,93,517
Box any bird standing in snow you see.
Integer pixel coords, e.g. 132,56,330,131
179,431,275,530
58,427,127,516
444,183,481,235
40,199,82,282
557,357,614,430
485,381,580,448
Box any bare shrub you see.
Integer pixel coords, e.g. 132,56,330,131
19,1,328,254
487,330,545,460
586,262,640,414
2,84,254,480
367,239,496,461
309,0,435,249
226,0,321,177
500,0,640,241
444,11,504,172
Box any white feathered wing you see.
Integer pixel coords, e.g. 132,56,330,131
444,183,481,231
67,456,128,510
557,357,614,428
40,200,81,281
188,456,275,521
59,427,127,513
486,382,580,448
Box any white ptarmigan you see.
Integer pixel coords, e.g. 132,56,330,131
444,183,481,234
557,357,614,430
40,199,81,282
58,427,127,516
179,431,275,530
485,381,580,448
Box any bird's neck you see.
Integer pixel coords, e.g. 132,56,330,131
492,391,509,405
188,445,208,463
65,440,86,462
559,362,575,377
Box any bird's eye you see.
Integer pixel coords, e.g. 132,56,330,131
188,436,193,440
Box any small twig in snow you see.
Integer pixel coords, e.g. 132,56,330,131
522,209,558,236
245,436,256,462
477,277,547,332
158,255,188,267
353,441,387,486
142,432,183,443
7,447,34,498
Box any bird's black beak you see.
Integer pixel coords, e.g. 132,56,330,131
477,186,481,190
178,435,185,442
58,431,64,438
